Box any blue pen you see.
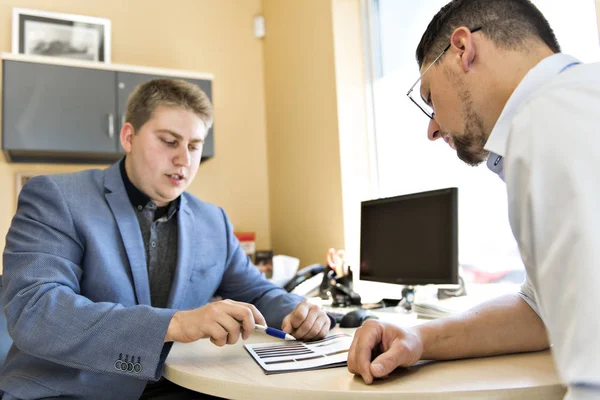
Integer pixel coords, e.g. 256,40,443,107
255,324,296,340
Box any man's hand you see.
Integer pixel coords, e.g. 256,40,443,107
165,299,266,346
281,300,331,340
347,320,423,384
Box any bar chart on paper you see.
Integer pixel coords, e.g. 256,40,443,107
244,333,353,374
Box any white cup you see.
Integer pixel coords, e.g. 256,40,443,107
271,255,300,286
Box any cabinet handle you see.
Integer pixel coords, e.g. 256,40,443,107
108,114,115,138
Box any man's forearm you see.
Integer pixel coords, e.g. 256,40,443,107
415,293,549,360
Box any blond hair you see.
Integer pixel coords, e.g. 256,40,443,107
125,78,213,133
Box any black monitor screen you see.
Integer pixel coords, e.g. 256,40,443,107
359,188,458,285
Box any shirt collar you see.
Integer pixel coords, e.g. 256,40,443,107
484,53,581,179
120,157,151,209
119,157,181,217
486,153,505,181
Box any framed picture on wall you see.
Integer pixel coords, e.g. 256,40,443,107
12,8,111,63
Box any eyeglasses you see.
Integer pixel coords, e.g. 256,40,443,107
406,27,482,119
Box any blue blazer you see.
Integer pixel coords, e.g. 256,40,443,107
0,162,303,399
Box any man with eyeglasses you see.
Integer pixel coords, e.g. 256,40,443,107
347,0,599,398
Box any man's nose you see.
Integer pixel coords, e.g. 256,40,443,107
175,146,191,166
427,118,442,141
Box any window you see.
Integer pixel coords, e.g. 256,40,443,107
364,0,600,272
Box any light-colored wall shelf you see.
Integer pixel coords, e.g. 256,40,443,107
1,52,213,81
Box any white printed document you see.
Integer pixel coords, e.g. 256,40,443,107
244,333,353,374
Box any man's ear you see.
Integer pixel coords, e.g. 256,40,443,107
450,27,476,72
120,122,135,153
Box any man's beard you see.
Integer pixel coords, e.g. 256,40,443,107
447,82,489,166
452,112,488,166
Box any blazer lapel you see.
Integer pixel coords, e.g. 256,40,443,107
167,194,196,309
103,162,151,306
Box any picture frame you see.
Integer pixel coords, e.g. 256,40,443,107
16,172,39,201
12,8,111,63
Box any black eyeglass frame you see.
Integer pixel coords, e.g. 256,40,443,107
406,27,483,119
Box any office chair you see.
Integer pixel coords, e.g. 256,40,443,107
0,276,13,367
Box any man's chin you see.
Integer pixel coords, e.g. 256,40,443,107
157,190,185,205
167,191,184,201
456,149,487,167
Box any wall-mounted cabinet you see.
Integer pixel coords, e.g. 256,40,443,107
1,53,214,163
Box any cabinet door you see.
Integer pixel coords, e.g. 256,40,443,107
2,61,118,153
116,72,214,159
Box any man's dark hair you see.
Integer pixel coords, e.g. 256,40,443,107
416,0,561,68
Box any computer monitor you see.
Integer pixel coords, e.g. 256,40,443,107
359,187,458,286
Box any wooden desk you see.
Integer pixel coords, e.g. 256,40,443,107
164,329,566,400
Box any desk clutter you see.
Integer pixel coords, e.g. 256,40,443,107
282,248,363,309
244,333,353,374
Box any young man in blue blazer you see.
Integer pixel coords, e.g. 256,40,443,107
0,79,331,399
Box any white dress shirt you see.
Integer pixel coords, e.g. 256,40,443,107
484,53,600,398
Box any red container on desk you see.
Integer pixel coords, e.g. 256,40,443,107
234,232,256,262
